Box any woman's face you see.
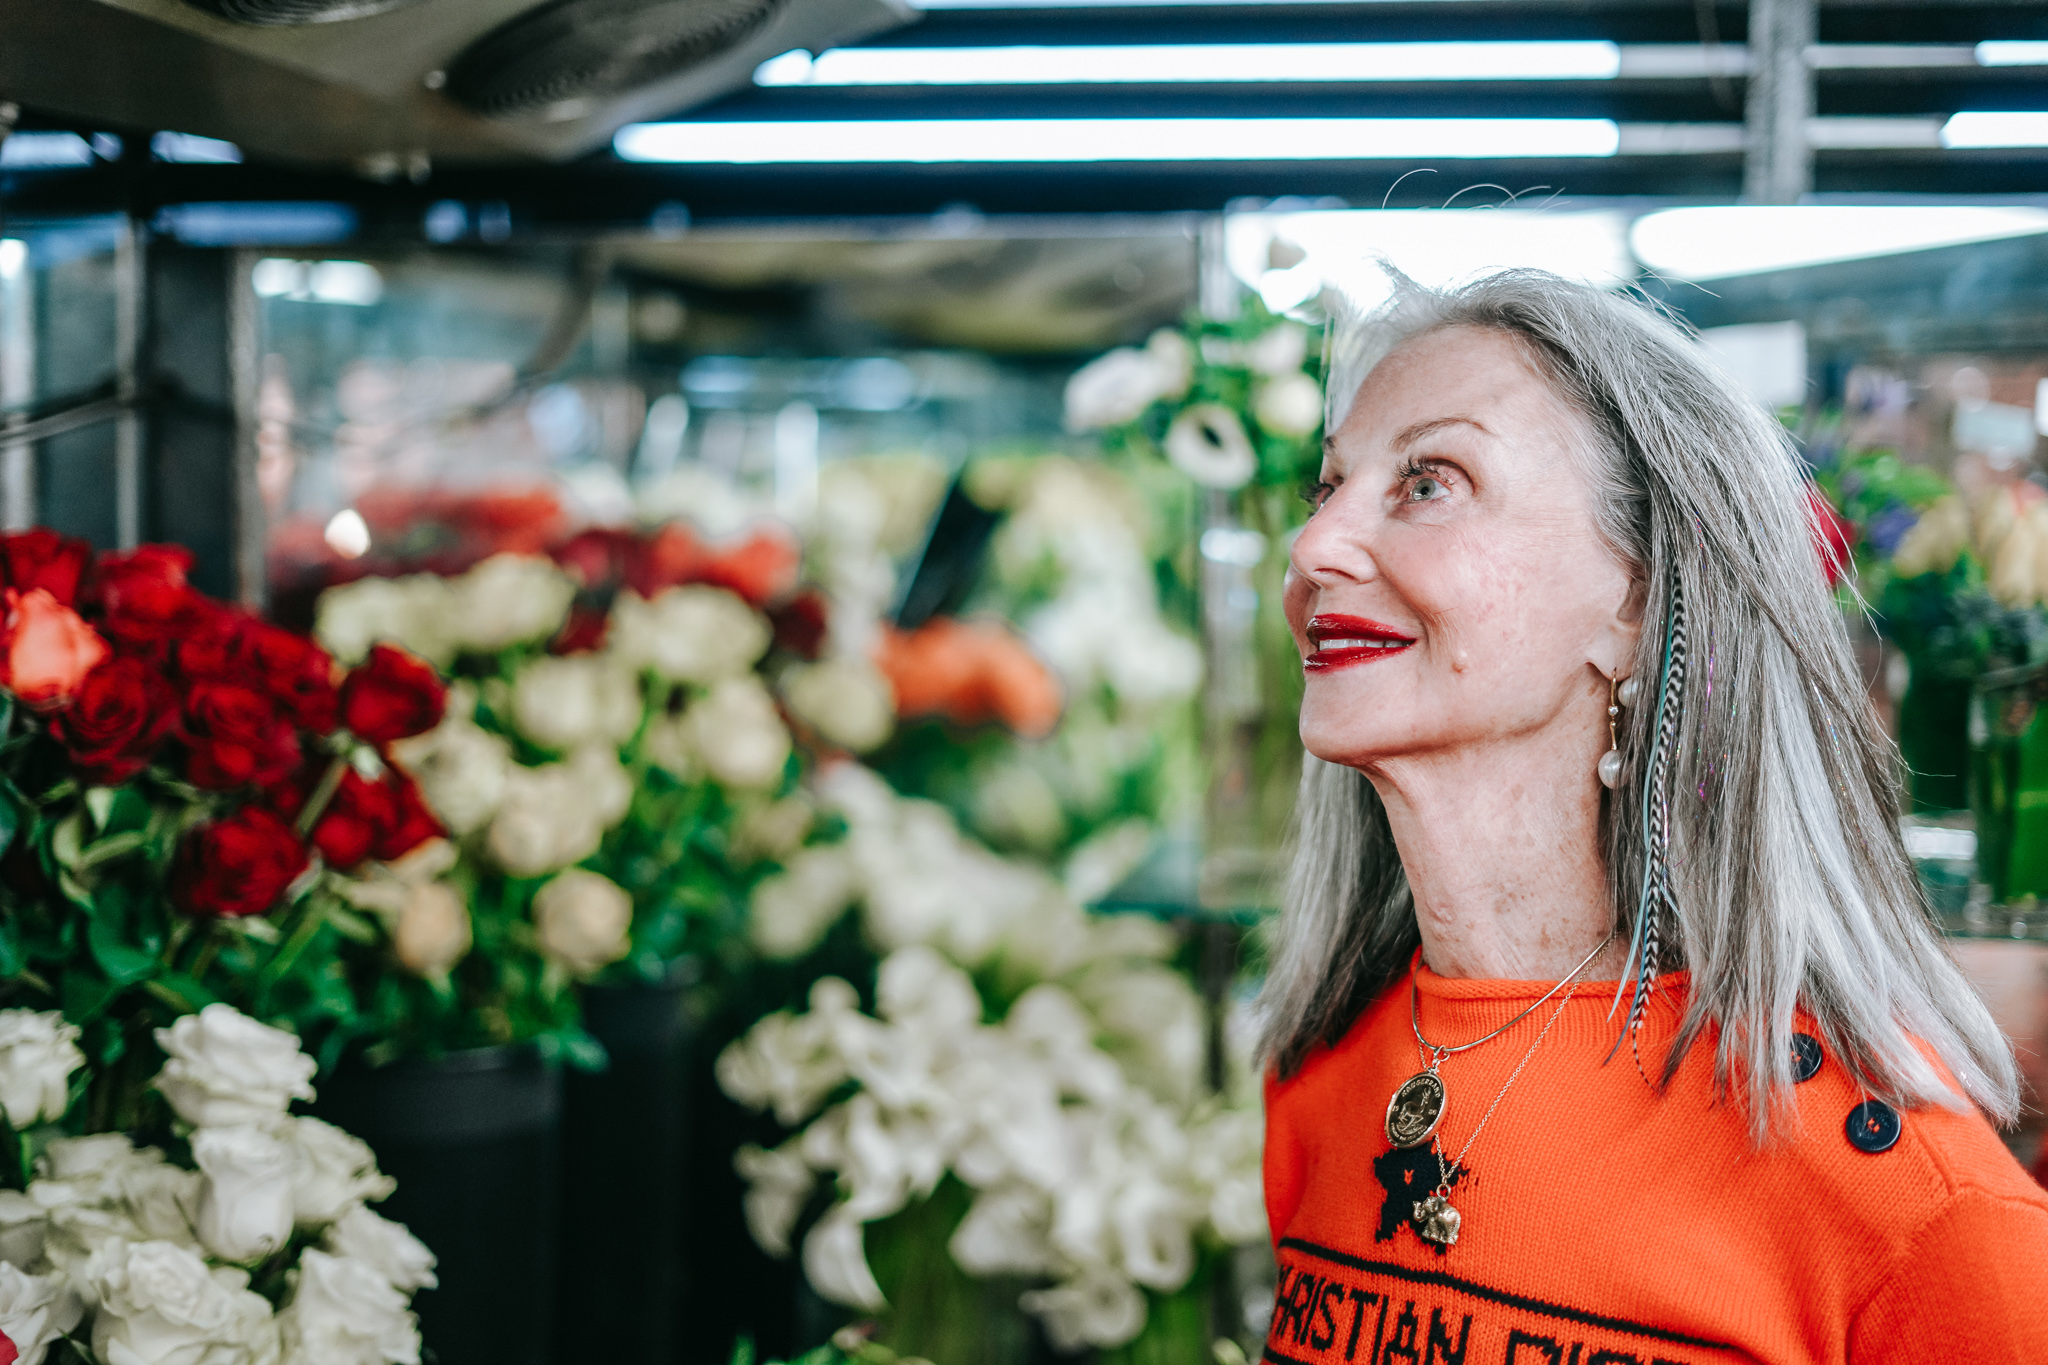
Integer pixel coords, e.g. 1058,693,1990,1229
1285,325,1638,772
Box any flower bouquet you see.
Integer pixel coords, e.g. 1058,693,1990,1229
0,1001,431,1365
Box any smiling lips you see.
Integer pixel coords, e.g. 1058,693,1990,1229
1304,614,1417,672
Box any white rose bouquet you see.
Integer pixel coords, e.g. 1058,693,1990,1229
0,1004,431,1365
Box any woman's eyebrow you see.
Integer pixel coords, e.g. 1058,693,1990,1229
1390,415,1489,451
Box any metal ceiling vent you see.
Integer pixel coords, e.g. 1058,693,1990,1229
447,0,789,119
177,0,426,24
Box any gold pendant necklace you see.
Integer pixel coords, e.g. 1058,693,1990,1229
1386,931,1615,1247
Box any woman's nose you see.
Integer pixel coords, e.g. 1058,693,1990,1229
1288,490,1379,589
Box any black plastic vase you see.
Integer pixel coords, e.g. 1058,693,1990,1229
555,972,692,1363
315,1044,563,1365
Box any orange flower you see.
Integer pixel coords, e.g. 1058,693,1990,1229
873,617,1063,738
0,588,110,708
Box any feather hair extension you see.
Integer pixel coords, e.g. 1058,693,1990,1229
1607,566,1688,1058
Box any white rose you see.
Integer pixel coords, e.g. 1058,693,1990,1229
637,714,696,778
1253,371,1324,438
153,1007,317,1130
314,576,456,669
564,744,633,827
0,1191,45,1268
191,1128,295,1263
948,1184,1052,1278
531,870,631,976
116,1161,205,1248
484,763,603,878
0,1260,82,1365
732,1142,814,1258
321,1207,436,1293
730,797,814,864
509,655,642,753
608,587,769,684
748,846,857,960
1019,1270,1146,1352
442,554,574,654
1062,333,1188,433
688,677,791,791
89,1239,279,1365
780,659,894,753
1245,320,1309,376
1163,404,1256,489
388,704,512,838
284,1119,395,1228
0,1011,84,1130
278,1249,419,1365
390,883,471,979
800,1208,885,1313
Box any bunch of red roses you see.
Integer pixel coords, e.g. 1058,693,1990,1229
0,529,449,922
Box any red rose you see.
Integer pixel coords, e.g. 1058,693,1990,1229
551,606,609,655
551,528,634,591
698,526,800,607
1807,484,1856,587
174,604,250,681
311,768,400,869
0,1324,19,1365
182,679,300,790
770,590,829,661
91,545,200,654
623,523,706,599
236,621,340,733
47,656,177,786
0,529,92,608
340,645,445,745
172,805,308,918
375,769,443,862
0,589,109,708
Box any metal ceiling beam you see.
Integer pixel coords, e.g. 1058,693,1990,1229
1746,0,1819,201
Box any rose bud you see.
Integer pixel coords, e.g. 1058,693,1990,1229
181,680,300,791
87,544,200,655
340,644,446,746
171,807,309,919
0,529,92,608
0,589,109,709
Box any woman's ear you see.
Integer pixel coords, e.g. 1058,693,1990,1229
1588,570,1647,680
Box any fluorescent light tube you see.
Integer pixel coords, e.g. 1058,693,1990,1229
615,117,1621,164
1631,206,2048,280
1977,42,2048,67
754,41,1622,86
1942,112,2048,148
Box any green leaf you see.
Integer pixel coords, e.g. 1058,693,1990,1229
76,831,148,873
148,973,221,1014
87,920,157,987
60,969,122,1025
83,788,115,832
0,922,22,980
0,790,17,863
48,813,84,870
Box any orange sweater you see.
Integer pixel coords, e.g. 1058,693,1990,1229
1262,954,2048,1364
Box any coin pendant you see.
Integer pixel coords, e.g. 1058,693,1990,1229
1413,1193,1461,1246
1384,1070,1446,1148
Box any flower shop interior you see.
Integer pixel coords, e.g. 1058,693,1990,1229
2,0,2048,1362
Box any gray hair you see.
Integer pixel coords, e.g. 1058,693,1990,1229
1259,267,2017,1139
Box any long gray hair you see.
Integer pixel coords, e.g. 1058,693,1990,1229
1258,267,2018,1139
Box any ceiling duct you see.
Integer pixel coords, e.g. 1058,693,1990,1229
0,0,913,164
449,0,786,119
178,0,427,25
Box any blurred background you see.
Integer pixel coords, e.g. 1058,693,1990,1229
6,1,2048,1362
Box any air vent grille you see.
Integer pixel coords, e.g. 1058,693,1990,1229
178,0,427,24
448,0,787,118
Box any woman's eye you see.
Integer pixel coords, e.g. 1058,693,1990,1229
1406,476,1446,502
1301,480,1335,513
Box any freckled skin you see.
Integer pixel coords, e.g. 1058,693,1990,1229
1286,326,1641,982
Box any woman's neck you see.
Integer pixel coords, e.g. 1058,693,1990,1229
1365,728,1630,983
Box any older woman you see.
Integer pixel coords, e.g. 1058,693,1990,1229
1258,270,2048,1364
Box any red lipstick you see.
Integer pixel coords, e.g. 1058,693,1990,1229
1304,613,1417,672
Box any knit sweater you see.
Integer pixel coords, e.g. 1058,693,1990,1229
1261,953,2048,1364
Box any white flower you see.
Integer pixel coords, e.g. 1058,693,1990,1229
88,1239,280,1365
949,1184,1052,1278
731,1142,814,1258
730,797,815,864
565,744,634,827
687,677,791,791
1245,321,1309,376
0,1191,45,1269
1062,331,1192,432
322,1207,436,1293
442,554,575,654
483,748,629,879
780,658,894,753
608,587,770,684
0,1011,83,1130
278,1249,420,1365
1253,371,1324,438
509,655,642,753
638,714,697,779
1076,966,1207,1107
1109,1172,1197,1290
153,1007,317,1130
1163,404,1256,489
800,1209,885,1313
715,979,859,1126
0,1260,82,1365
315,576,456,668
389,703,512,837
748,847,857,960
191,1127,295,1263
531,870,632,976
390,883,471,979
284,1119,395,1228
1019,1270,1146,1351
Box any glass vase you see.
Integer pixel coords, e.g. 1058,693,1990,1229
1969,661,2048,904
1899,666,1973,814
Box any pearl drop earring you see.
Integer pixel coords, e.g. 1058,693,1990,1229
1599,674,1637,789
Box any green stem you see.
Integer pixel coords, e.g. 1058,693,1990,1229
294,756,351,839
261,898,327,991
